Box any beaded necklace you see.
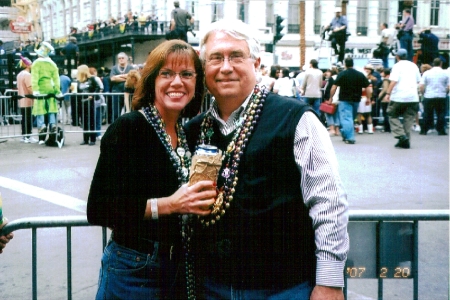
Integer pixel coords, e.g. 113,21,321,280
197,86,267,227
142,105,196,299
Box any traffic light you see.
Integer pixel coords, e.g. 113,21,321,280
274,15,285,44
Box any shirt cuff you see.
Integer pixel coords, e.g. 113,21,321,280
316,260,346,287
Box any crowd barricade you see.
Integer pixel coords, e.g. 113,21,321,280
0,92,127,144
0,210,448,300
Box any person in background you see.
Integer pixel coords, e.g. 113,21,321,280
59,68,72,125
323,67,341,136
185,18,348,300
31,41,61,145
419,58,449,136
76,65,100,145
385,49,421,149
89,67,105,140
356,65,377,134
329,57,371,144
418,27,439,66
377,68,392,133
87,40,216,299
273,68,297,98
110,52,134,123
300,59,323,114
60,37,79,78
379,23,395,68
324,7,348,63
170,0,194,43
17,56,37,143
395,9,415,62
123,69,141,113
98,67,110,126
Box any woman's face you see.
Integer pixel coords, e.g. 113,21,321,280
154,53,196,118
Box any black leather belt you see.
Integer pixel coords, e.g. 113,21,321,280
112,232,175,257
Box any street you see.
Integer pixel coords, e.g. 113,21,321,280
0,128,448,299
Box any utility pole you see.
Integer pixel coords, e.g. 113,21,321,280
299,0,305,68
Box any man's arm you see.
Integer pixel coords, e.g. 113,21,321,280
384,80,398,102
294,112,349,298
110,67,127,83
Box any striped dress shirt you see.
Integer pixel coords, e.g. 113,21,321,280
207,91,349,287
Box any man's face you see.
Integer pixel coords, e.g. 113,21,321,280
118,55,127,66
335,12,341,18
203,31,260,104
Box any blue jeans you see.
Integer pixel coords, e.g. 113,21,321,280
304,97,321,115
399,33,413,61
338,101,359,142
95,106,102,137
326,108,340,127
95,239,179,300
200,278,313,300
36,113,56,129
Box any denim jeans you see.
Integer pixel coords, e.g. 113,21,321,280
422,98,447,133
304,97,321,115
36,113,56,129
326,108,340,127
199,278,313,300
338,101,359,142
399,33,413,61
95,239,179,300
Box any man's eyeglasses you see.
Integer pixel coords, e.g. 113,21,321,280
158,69,197,80
207,53,251,66
118,57,126,59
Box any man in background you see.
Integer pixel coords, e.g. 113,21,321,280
170,1,194,43
395,9,415,62
385,49,421,149
418,27,439,65
110,52,134,123
325,7,348,63
60,37,79,78
379,23,395,68
301,59,323,114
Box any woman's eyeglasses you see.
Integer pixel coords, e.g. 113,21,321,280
158,69,197,80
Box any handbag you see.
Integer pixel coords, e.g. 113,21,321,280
319,102,336,115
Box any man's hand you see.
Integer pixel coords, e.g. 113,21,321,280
0,232,14,254
310,285,344,300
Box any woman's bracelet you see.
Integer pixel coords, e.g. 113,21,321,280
150,198,158,220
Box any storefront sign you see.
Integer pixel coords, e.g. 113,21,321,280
10,16,32,33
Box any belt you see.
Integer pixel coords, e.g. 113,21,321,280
112,232,175,258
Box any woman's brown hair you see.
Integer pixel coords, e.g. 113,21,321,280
132,40,204,118
125,70,141,89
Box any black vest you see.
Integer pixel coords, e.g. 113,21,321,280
186,93,317,289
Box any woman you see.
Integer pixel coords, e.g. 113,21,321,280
356,65,377,134
76,65,100,145
124,69,141,113
88,67,105,140
378,68,391,132
273,68,296,98
323,67,341,136
87,40,216,299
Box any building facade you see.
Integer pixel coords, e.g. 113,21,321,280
7,0,450,68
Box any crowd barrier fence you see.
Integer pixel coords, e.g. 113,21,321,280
0,210,448,300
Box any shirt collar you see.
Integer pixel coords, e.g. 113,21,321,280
208,89,254,136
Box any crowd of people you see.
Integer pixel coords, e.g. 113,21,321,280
1,7,449,300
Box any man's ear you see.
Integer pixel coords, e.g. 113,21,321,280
253,57,261,71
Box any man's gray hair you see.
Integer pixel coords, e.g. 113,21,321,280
117,52,128,59
199,19,261,61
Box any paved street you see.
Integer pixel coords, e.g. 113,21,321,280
0,127,448,299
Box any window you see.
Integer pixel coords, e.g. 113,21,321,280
266,0,274,28
356,0,368,36
212,0,224,22
287,0,299,34
378,0,389,34
314,1,321,35
237,0,249,22
430,0,439,26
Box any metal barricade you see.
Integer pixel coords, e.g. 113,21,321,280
0,209,448,300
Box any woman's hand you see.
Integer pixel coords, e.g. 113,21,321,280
151,181,217,218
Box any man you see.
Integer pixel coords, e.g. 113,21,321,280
418,27,439,65
379,23,395,68
60,37,79,78
385,49,421,149
325,7,348,63
17,56,37,143
185,19,348,300
395,9,415,62
301,59,323,114
109,52,134,123
328,57,372,144
170,0,194,43
31,41,61,145
419,58,449,136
